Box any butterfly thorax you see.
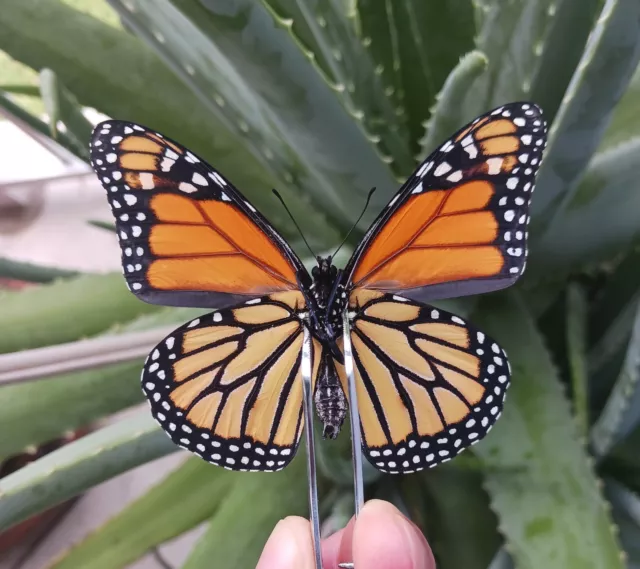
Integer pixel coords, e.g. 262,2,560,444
309,256,349,439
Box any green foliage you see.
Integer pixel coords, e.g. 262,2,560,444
356,0,476,152
0,273,158,354
0,257,79,283
0,413,175,533
474,294,624,569
39,68,94,161
182,458,309,568
1,0,640,567
49,456,235,569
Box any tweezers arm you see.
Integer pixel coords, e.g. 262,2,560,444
302,325,324,569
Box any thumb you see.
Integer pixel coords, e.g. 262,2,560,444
351,500,436,569
256,517,316,569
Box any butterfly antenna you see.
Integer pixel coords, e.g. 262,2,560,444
331,187,376,260
272,189,317,259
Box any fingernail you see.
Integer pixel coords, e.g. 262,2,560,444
256,520,299,569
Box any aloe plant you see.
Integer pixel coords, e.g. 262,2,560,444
1,0,640,567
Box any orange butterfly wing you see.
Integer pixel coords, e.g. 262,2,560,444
90,122,303,308
345,102,547,302
143,291,322,471
337,292,510,474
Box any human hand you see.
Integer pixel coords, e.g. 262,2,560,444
256,499,436,569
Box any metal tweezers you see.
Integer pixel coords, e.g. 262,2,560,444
301,311,363,569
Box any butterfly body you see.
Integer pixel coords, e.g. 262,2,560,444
304,255,345,359
92,102,547,474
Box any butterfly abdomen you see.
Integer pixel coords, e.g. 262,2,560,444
315,349,347,439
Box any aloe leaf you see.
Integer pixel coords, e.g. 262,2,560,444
602,63,640,150
356,0,475,150
0,273,159,354
592,303,640,458
48,456,237,569
0,412,175,533
462,0,556,119
0,90,49,137
0,90,81,160
418,50,489,161
0,0,332,249
87,219,117,233
0,257,79,283
487,549,514,569
0,361,141,460
471,0,491,33
182,457,309,569
529,0,602,123
603,425,640,496
416,466,501,569
589,247,640,374
531,0,640,227
530,137,640,275
353,0,404,118
0,306,200,459
0,50,42,114
39,68,93,161
108,0,395,235
0,84,40,96
566,283,590,436
258,0,414,176
606,481,640,567
315,416,380,486
472,293,625,569
320,491,354,537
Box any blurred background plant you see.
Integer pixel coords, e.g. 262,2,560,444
0,0,639,568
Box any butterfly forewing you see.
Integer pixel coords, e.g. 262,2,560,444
90,121,304,309
338,292,509,474
143,291,321,472
344,102,547,303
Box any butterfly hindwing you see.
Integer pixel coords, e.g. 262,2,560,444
337,291,509,474
90,121,304,309
344,102,547,303
143,291,321,472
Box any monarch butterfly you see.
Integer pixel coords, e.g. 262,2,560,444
91,102,546,474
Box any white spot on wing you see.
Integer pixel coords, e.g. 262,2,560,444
209,171,227,186
179,182,197,193
139,172,155,189
417,161,433,177
464,144,478,159
486,157,503,175
192,172,208,186
160,157,175,172
434,162,452,176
